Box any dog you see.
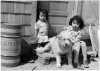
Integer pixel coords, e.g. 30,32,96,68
36,31,73,68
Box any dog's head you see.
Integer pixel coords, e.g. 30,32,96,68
57,31,72,48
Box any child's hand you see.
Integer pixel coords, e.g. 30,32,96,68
63,27,67,30
35,38,38,43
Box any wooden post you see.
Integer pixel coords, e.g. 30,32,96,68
71,0,78,17
30,1,37,41
66,1,74,25
77,1,83,16
71,0,83,16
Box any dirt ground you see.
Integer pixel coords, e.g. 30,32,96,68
1,56,100,71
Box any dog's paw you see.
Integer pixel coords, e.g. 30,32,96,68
56,64,61,68
68,64,73,68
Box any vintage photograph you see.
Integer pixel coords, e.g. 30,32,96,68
1,0,99,70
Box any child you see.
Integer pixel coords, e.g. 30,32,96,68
63,15,89,70
35,9,49,48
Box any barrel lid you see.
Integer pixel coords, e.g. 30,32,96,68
1,23,22,26
1,36,21,38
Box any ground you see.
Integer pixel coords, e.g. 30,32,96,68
1,57,100,71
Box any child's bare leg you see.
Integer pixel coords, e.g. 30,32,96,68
80,41,89,68
80,41,87,60
42,42,51,52
73,42,81,63
73,42,84,69
36,42,51,53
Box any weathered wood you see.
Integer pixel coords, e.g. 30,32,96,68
37,53,67,65
30,1,37,40
15,14,22,24
50,2,68,11
24,26,31,36
37,56,50,65
49,16,67,25
3,14,8,23
20,3,25,13
22,15,31,25
14,2,20,13
24,3,32,14
66,1,74,25
37,53,55,65
1,2,4,12
77,1,83,16
37,1,75,36
49,11,68,17
8,14,15,23
1,14,4,22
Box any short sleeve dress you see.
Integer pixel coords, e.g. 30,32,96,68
63,26,86,49
35,20,49,43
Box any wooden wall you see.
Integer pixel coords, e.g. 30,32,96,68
1,1,32,55
1,1,32,40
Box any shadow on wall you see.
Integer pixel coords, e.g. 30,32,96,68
48,22,57,38
20,38,38,64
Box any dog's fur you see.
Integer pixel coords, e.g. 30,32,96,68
36,31,73,68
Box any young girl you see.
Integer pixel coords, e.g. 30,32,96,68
35,9,49,48
63,15,89,69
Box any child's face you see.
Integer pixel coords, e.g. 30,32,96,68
72,20,80,29
39,12,46,21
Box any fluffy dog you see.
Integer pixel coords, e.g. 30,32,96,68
36,31,73,68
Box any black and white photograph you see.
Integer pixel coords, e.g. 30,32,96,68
1,0,100,70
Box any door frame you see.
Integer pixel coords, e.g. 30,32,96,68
30,0,83,41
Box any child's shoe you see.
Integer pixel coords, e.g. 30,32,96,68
73,62,84,70
83,60,89,68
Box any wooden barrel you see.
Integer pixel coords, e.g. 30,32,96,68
1,23,21,67
1,23,21,37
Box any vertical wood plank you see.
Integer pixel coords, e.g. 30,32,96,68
72,1,78,17
25,26,30,36
3,2,14,13
1,14,4,22
9,2,14,13
24,3,32,14
15,14,22,24
3,14,8,23
14,2,20,13
20,3,24,13
66,1,74,25
77,1,83,16
1,2,4,12
22,26,25,36
21,26,30,36
3,2,8,12
8,14,15,23
22,15,31,25
31,1,37,40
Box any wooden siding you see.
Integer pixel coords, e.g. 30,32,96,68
38,1,74,37
1,1,31,36
1,1,32,49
